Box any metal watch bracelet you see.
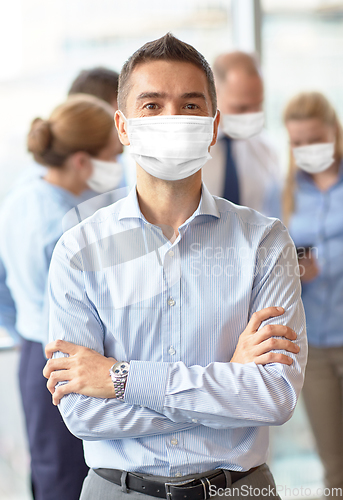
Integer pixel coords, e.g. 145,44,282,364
109,361,130,400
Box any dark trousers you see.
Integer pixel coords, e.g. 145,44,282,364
19,338,89,500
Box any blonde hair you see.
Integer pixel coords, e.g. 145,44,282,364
27,94,114,167
283,91,343,225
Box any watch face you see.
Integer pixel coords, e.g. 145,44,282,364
112,361,129,377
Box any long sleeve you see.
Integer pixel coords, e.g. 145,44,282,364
49,235,198,441
124,221,307,428
0,254,20,343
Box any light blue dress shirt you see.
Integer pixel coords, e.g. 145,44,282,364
0,176,127,345
289,162,343,347
49,183,307,476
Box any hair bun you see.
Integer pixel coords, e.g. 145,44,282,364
27,118,52,156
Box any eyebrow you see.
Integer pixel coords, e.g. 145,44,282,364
180,92,207,101
136,91,207,101
136,92,167,100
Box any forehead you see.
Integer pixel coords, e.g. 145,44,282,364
287,118,331,136
126,60,211,105
219,71,263,102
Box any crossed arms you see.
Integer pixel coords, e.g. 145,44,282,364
43,221,307,440
44,306,299,405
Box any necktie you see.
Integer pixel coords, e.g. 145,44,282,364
221,135,240,205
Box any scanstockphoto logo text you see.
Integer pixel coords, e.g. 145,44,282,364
189,244,318,279
208,484,342,497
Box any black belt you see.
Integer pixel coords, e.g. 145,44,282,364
94,466,259,500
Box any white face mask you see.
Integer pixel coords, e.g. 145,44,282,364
122,113,215,181
292,143,335,174
87,158,123,193
221,111,264,140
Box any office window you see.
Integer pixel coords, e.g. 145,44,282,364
262,0,343,171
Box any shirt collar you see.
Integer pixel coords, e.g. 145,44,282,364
118,183,220,224
118,186,142,221
193,182,220,219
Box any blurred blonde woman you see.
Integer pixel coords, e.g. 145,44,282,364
0,94,123,500
284,91,343,493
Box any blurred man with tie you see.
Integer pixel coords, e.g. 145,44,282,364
202,51,281,217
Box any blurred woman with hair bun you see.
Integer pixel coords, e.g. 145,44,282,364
283,91,343,492
0,94,124,500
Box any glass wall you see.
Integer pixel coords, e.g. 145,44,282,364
262,0,343,172
0,0,233,202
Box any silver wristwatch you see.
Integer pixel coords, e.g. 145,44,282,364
109,361,130,400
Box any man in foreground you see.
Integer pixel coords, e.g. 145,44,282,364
44,34,307,499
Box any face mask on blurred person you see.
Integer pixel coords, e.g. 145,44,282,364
122,113,215,181
221,111,264,140
87,158,123,193
292,143,335,174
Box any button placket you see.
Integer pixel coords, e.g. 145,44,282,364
165,433,189,476
162,241,181,292
161,243,181,363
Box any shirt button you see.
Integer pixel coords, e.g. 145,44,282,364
171,438,178,445
168,346,176,355
168,297,176,307
175,472,182,477
168,250,174,257
192,419,198,423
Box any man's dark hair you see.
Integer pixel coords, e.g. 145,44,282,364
118,33,217,116
68,67,119,106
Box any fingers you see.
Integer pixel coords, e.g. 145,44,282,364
248,307,284,333
45,339,80,359
46,369,72,394
253,352,294,366
53,394,61,406
52,383,75,406
43,357,71,379
256,324,297,342
254,338,300,357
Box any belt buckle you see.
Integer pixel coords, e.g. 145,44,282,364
164,478,197,500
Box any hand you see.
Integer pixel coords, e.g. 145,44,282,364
230,307,300,365
43,340,116,405
298,253,319,283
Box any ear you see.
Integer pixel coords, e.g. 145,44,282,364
115,110,130,146
210,109,221,148
68,151,93,180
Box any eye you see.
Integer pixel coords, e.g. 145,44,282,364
144,103,159,110
184,103,199,110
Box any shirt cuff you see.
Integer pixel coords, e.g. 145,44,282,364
124,360,170,412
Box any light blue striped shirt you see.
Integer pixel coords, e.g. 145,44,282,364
289,162,343,347
49,183,307,476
